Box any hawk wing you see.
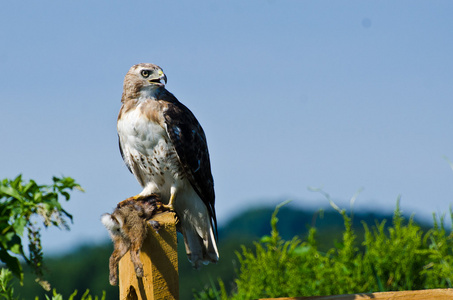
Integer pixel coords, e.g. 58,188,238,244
162,91,218,239
118,137,132,173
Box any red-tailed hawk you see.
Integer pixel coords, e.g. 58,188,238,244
117,63,218,268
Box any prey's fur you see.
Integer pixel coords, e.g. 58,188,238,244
101,196,160,285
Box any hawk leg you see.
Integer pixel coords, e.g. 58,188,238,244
161,187,176,211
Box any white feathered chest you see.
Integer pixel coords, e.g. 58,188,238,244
117,101,184,198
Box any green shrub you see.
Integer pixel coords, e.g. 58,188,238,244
195,200,453,299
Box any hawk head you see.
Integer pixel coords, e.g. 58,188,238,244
122,63,168,101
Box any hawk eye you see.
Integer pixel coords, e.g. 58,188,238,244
141,70,150,78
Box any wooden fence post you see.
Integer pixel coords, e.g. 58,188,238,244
118,211,179,300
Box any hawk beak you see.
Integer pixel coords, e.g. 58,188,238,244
157,69,167,85
148,73,167,86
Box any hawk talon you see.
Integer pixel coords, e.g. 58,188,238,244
149,220,161,232
116,196,140,208
160,203,175,212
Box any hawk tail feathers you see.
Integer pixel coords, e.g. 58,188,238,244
181,219,219,269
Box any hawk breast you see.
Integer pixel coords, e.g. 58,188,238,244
117,102,183,196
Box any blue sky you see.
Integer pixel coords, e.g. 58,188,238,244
1,1,452,253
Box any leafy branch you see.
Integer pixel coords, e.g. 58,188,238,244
0,175,83,288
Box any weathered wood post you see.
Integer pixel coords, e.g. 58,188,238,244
118,211,179,300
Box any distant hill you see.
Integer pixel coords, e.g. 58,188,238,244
14,203,428,300
219,204,408,249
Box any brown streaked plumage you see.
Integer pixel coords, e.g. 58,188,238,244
117,63,218,268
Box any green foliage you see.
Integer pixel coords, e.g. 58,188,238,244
1,269,109,300
0,175,83,287
20,245,117,300
193,278,227,300
40,289,106,300
0,175,105,299
0,269,20,300
195,200,453,299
